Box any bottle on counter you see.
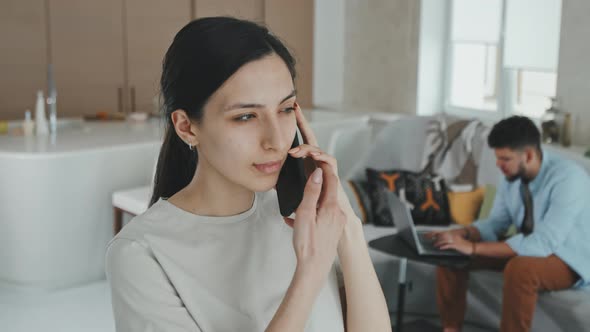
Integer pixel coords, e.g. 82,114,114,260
541,97,560,144
0,120,7,135
23,110,35,137
34,90,49,136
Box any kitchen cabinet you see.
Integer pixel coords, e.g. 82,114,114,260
50,0,191,116
264,0,313,108
125,0,191,113
0,0,48,120
0,0,313,119
195,0,264,22
48,0,126,117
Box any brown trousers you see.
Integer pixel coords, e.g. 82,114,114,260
436,255,579,332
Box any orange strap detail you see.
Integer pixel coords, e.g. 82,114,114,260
379,173,400,191
420,188,440,211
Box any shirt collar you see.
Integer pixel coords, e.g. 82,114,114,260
527,148,551,191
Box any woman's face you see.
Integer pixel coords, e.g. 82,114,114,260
194,54,297,192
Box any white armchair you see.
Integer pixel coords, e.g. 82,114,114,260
112,186,152,234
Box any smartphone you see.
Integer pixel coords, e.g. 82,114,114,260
276,128,308,217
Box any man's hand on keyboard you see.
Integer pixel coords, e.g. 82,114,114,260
425,229,475,255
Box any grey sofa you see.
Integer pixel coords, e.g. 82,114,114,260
343,115,590,331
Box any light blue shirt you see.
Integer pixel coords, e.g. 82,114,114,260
473,150,590,288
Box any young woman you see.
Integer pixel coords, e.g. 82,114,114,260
106,17,391,332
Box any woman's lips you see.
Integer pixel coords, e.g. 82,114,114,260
254,160,283,174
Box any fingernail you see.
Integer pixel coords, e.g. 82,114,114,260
310,151,320,156
289,147,300,153
312,168,323,183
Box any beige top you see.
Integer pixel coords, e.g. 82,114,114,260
105,189,344,332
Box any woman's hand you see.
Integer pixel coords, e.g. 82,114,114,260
290,104,359,224
286,105,391,332
286,163,347,282
266,164,348,332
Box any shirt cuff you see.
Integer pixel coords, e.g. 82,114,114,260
472,220,499,242
505,233,525,254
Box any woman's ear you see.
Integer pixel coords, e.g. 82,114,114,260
171,109,199,146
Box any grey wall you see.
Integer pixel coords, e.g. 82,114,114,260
312,0,421,113
342,0,421,114
416,0,449,116
313,0,345,109
556,0,590,146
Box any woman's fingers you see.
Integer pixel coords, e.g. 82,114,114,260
283,217,295,228
290,159,345,279
307,153,338,173
295,167,324,223
288,143,320,157
294,102,319,147
289,144,339,174
316,161,340,208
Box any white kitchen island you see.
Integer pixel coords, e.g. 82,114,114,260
0,118,164,289
0,109,378,290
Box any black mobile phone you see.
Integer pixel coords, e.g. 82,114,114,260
276,130,308,217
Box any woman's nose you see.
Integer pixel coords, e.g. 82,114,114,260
261,119,286,151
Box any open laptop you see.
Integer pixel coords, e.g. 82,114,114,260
385,190,465,257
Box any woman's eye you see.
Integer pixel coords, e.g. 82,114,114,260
282,107,295,114
234,114,255,122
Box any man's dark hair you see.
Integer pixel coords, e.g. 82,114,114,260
488,116,541,152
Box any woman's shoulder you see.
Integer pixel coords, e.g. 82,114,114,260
105,200,176,280
111,190,279,237
107,190,282,250
107,199,174,249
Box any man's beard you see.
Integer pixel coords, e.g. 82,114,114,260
506,163,528,183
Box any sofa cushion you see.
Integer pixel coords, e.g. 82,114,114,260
448,186,486,225
477,184,497,220
347,179,372,224
366,168,451,226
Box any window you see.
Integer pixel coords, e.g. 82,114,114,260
514,70,558,117
449,43,498,112
445,0,562,119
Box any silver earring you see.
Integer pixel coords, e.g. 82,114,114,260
187,142,194,151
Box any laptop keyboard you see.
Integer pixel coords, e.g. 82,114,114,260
417,232,438,252
416,231,465,256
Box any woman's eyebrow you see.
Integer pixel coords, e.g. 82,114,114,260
280,90,297,103
223,90,297,112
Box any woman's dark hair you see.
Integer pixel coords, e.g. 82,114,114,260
150,17,296,206
487,116,541,153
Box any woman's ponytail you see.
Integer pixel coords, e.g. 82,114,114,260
149,124,198,206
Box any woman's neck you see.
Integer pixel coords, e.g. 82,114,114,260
168,161,255,217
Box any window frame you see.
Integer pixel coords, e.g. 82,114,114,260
442,0,556,122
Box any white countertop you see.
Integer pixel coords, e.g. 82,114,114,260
0,109,385,158
0,118,164,157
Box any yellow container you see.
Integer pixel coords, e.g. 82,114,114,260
0,121,8,134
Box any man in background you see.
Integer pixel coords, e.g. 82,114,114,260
430,116,590,332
